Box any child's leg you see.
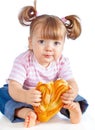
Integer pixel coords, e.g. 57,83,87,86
63,102,82,124
0,84,12,114
15,107,37,128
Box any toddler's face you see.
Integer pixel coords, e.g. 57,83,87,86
29,28,65,68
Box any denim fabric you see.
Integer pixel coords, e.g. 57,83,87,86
5,99,32,122
0,84,33,122
0,84,89,122
0,84,12,114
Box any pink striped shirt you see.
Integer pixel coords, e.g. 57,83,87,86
8,50,73,89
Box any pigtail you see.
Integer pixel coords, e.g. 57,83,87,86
18,0,37,26
64,15,81,40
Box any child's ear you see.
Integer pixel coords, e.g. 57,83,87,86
28,37,32,49
28,37,32,44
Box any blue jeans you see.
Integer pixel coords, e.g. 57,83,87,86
0,84,89,122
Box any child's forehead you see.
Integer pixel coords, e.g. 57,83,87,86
31,21,66,40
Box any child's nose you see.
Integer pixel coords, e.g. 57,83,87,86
45,43,53,51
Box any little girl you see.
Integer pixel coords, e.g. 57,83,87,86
0,1,88,128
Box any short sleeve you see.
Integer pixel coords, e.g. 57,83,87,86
7,56,27,85
58,57,73,80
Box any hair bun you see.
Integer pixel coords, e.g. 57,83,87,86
18,6,37,26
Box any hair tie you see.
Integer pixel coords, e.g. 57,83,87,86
61,17,67,23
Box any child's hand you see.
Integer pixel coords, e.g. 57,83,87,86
25,88,42,106
61,86,78,104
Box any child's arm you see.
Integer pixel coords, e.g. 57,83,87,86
61,78,79,104
8,80,41,106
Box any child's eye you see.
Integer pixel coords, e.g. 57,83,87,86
54,41,61,46
38,40,45,44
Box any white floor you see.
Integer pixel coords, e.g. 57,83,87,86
0,106,95,130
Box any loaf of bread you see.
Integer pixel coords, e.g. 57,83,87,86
34,79,70,122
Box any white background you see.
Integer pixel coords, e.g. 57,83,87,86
0,0,95,109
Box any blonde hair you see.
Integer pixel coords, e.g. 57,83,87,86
18,6,81,40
